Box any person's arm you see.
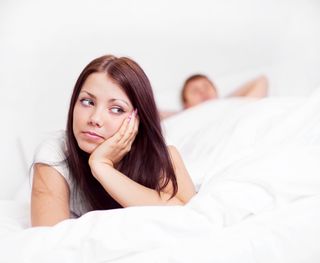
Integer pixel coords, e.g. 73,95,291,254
90,145,196,207
31,164,70,227
227,75,268,98
159,110,180,120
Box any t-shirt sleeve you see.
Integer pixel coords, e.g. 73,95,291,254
32,131,70,185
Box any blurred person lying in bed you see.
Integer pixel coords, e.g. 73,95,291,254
31,55,196,227
160,74,268,119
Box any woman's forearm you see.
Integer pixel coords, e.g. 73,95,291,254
90,163,184,207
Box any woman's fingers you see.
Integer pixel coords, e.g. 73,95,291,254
112,112,131,143
105,109,138,157
126,114,139,143
124,113,139,151
119,110,137,145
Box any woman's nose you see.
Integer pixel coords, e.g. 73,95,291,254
88,109,104,127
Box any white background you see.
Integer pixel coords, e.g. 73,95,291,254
1,0,320,199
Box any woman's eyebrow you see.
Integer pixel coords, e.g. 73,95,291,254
109,98,130,106
80,90,96,99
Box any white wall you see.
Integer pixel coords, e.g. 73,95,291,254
1,0,320,199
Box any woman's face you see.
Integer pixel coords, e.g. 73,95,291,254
183,78,218,108
73,72,133,154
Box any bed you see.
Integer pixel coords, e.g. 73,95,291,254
1,88,320,262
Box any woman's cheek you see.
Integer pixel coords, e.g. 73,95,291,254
104,118,126,138
73,105,85,125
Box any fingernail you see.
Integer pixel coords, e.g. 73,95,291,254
128,111,134,121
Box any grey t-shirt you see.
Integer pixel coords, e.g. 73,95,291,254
33,130,90,218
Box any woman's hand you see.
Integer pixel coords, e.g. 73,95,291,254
89,110,139,174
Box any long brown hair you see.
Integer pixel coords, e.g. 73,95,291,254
66,55,177,210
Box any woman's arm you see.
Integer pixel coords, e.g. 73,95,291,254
227,75,268,98
164,145,197,202
90,145,196,207
31,164,70,226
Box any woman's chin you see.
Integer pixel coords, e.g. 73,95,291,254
77,141,98,154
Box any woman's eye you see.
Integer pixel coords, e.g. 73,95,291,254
110,107,124,114
80,98,94,106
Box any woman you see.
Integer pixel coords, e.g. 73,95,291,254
31,55,196,226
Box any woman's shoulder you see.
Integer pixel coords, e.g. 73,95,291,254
34,130,67,164
167,145,177,152
166,145,181,161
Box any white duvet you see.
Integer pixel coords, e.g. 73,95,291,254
1,89,320,262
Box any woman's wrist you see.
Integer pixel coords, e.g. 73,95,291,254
89,159,114,178
89,156,114,167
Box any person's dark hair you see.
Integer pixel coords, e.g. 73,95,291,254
66,55,178,210
181,74,216,105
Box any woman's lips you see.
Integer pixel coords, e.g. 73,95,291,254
82,131,105,141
